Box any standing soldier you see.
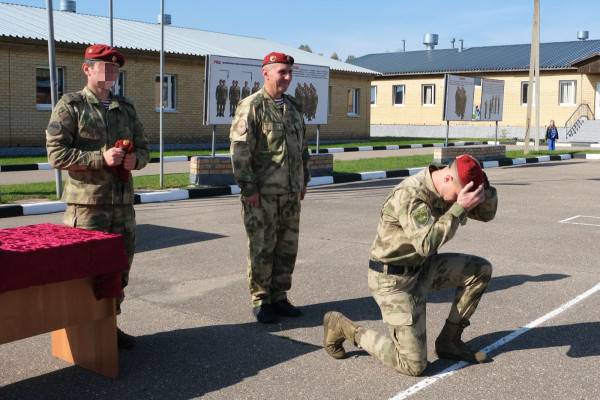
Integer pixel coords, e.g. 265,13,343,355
46,44,149,349
323,155,498,376
251,80,261,94
230,52,310,323
229,80,241,117
222,80,229,118
241,81,251,100
215,79,223,117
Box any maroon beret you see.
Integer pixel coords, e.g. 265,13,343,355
262,52,294,66
84,44,125,67
456,154,485,189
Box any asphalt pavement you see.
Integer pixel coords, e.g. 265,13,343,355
0,159,599,400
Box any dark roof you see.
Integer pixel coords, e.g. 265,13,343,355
350,40,600,75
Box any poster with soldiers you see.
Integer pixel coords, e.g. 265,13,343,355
480,78,504,121
443,74,475,121
204,55,329,125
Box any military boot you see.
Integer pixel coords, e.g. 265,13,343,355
323,311,359,359
435,319,488,363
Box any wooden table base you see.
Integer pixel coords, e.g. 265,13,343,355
0,277,118,379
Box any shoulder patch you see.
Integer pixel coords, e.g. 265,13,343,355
412,203,433,228
236,119,247,135
62,92,83,104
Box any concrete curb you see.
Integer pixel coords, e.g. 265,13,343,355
0,153,588,219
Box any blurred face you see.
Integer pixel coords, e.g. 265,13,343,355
262,63,293,97
83,61,119,90
440,165,464,203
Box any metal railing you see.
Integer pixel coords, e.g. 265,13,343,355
564,103,594,139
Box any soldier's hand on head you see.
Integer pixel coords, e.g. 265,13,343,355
245,192,260,208
103,147,125,166
457,182,485,210
123,152,137,170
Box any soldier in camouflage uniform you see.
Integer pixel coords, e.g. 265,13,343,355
230,51,310,323
251,81,261,94
323,155,498,376
45,44,149,349
241,81,251,100
229,80,241,117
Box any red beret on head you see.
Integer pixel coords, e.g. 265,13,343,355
262,51,294,66
456,154,485,189
84,44,125,67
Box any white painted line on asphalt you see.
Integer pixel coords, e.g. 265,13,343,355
22,201,66,215
408,167,424,176
230,185,241,195
559,215,600,227
308,176,334,186
559,215,581,223
360,171,387,180
410,144,423,148
386,145,400,150
482,160,499,168
537,155,550,162
389,282,600,400
585,154,600,160
138,189,189,203
327,148,344,153
358,146,373,151
37,162,52,170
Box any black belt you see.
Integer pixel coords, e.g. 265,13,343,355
369,260,418,275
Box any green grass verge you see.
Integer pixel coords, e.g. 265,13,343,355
334,155,433,174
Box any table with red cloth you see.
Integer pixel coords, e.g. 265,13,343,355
0,223,129,379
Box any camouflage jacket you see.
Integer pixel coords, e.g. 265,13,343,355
229,88,310,196
370,165,498,266
46,86,149,205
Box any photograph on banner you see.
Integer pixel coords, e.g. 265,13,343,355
443,74,475,121
480,78,505,121
204,55,329,125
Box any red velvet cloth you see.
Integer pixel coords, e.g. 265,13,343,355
0,223,128,299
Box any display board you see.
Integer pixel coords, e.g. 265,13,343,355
443,74,476,121
480,78,505,121
204,55,330,125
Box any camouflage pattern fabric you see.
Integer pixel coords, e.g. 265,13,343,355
357,165,498,375
229,87,310,196
242,193,301,306
230,87,309,305
46,86,149,205
63,204,136,311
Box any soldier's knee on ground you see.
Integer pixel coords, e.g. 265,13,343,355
398,359,427,377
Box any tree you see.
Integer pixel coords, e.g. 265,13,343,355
345,55,356,63
330,52,340,60
298,44,313,53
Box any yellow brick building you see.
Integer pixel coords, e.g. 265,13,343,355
352,41,600,141
0,3,375,148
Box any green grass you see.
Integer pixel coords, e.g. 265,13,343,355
334,155,433,174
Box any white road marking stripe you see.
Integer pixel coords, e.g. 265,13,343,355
389,282,600,400
559,215,581,223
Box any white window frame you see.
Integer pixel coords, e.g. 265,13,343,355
392,84,405,106
521,81,537,106
421,84,435,106
347,88,360,117
114,71,125,97
36,66,64,110
559,80,577,106
370,85,377,106
155,74,177,112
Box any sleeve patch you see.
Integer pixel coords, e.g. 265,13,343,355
412,203,433,228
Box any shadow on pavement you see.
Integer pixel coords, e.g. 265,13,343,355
427,273,569,303
135,224,226,253
0,297,379,400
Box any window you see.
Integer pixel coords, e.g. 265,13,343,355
370,86,377,105
559,80,576,105
155,74,176,111
328,85,332,115
114,71,125,96
36,67,64,109
521,81,537,106
392,85,405,105
422,84,435,105
347,88,360,116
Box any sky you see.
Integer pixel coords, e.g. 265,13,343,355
6,0,600,60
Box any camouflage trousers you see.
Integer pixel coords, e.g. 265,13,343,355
357,253,492,376
63,204,136,311
241,193,301,306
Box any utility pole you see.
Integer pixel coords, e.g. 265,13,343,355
524,0,540,155
46,0,62,197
